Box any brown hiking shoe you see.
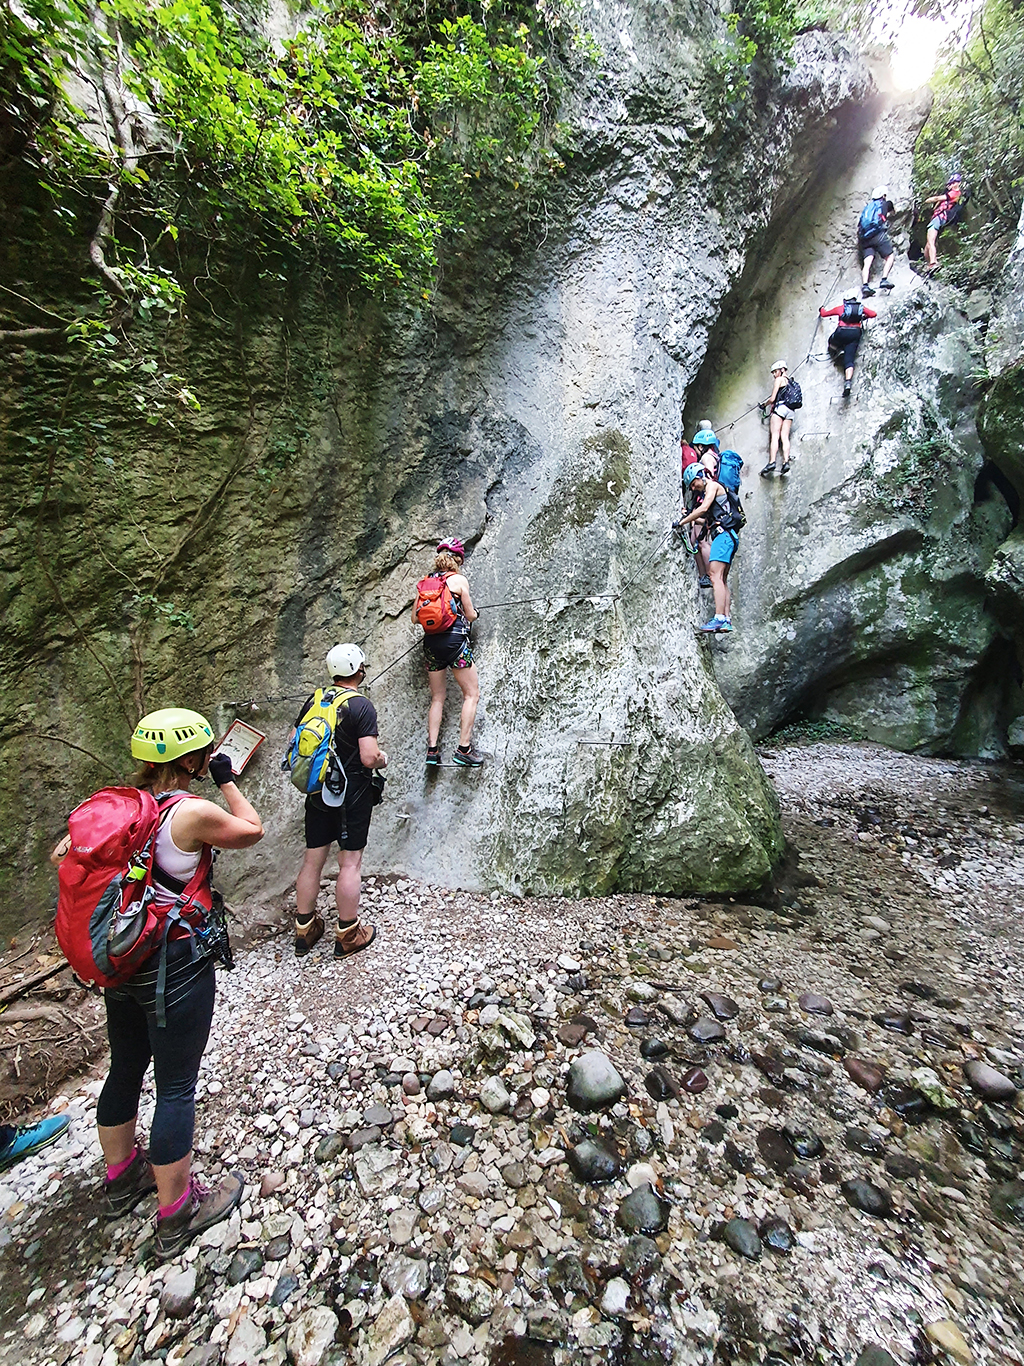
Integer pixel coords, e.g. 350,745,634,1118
334,920,377,958
154,1172,244,1262
105,1149,156,1220
294,914,325,957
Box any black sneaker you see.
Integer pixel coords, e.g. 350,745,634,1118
760,463,776,478
697,575,711,589
843,381,852,398
154,1173,244,1262
879,278,895,292
426,747,441,767
862,284,876,297
105,1149,156,1219
452,746,485,768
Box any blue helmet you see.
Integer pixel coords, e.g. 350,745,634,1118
683,463,706,489
693,430,719,449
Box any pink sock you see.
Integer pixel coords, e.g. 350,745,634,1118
106,1147,138,1183
158,1182,192,1220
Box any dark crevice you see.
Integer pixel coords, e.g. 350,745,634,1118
974,459,1020,527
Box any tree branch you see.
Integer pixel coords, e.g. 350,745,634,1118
0,327,65,343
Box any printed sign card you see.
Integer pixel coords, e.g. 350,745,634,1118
215,720,267,776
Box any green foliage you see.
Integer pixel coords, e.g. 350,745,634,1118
914,0,1024,285
129,593,197,633
3,0,564,299
710,0,799,106
762,716,861,747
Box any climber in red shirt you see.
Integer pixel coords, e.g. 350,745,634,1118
819,295,876,398
922,174,965,275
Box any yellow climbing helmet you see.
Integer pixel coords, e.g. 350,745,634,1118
131,708,214,763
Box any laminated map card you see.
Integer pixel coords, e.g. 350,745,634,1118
215,720,267,776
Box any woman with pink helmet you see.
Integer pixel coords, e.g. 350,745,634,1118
412,538,484,767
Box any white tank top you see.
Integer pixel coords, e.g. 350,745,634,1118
154,794,202,907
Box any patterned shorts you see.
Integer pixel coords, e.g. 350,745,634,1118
424,634,474,673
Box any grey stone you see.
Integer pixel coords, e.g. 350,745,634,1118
225,1247,264,1285
445,1272,496,1324
224,1318,267,1366
687,1017,726,1043
722,1217,761,1260
363,1294,415,1366
842,1179,893,1218
286,1306,339,1366
427,1070,455,1102
383,1254,431,1300
616,1182,668,1234
566,1051,627,1111
478,1076,511,1114
601,1277,631,1316
567,1137,622,1184
314,1132,346,1163
963,1060,1017,1103
160,1267,197,1319
990,1179,1024,1225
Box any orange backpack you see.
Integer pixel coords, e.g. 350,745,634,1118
414,573,458,633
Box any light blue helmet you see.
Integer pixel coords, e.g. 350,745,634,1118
693,430,719,448
683,463,706,489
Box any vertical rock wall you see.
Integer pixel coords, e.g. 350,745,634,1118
1,10,887,925
686,77,1019,754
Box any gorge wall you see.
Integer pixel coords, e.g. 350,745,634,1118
5,0,1024,931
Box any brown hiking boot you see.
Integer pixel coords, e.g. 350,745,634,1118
294,914,325,957
105,1148,156,1220
334,920,377,958
154,1172,244,1262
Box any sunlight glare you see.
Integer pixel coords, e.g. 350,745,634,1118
890,15,946,89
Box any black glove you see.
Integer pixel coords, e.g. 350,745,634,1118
209,752,235,787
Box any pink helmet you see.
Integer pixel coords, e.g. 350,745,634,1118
437,538,465,559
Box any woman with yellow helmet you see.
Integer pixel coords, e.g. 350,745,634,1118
51,707,264,1260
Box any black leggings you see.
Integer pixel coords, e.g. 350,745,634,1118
829,326,863,371
96,942,215,1165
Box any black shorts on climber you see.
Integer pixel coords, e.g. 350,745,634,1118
415,539,486,768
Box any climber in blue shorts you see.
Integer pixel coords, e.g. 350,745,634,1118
677,464,741,633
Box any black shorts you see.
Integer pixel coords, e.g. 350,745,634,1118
304,786,374,852
859,231,893,260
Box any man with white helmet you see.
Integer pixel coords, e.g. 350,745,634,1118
858,185,896,297
290,644,387,960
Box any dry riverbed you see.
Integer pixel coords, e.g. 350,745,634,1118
0,741,1022,1366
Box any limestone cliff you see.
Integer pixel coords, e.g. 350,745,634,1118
0,6,888,926
691,79,1022,756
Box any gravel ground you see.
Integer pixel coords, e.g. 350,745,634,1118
0,741,1022,1366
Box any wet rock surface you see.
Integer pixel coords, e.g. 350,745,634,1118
1,744,1023,1364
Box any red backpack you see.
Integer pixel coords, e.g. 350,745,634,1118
56,788,213,1013
681,442,701,478
413,573,458,633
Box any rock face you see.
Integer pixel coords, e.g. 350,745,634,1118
0,9,898,924
690,91,1020,755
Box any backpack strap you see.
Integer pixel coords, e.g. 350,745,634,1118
152,846,214,1028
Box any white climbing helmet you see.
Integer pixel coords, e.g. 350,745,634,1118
770,361,787,374
326,643,365,678
872,184,888,200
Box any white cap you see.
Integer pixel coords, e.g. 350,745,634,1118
326,643,365,678
770,361,787,373
872,185,888,200
698,419,714,431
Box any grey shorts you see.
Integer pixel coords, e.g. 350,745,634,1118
860,231,893,260
773,404,796,421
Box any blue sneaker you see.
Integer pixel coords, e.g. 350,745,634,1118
699,616,726,633
0,1115,70,1173
718,618,733,633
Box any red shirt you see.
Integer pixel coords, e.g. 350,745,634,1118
819,304,876,329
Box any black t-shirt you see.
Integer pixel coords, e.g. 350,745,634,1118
294,689,378,783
